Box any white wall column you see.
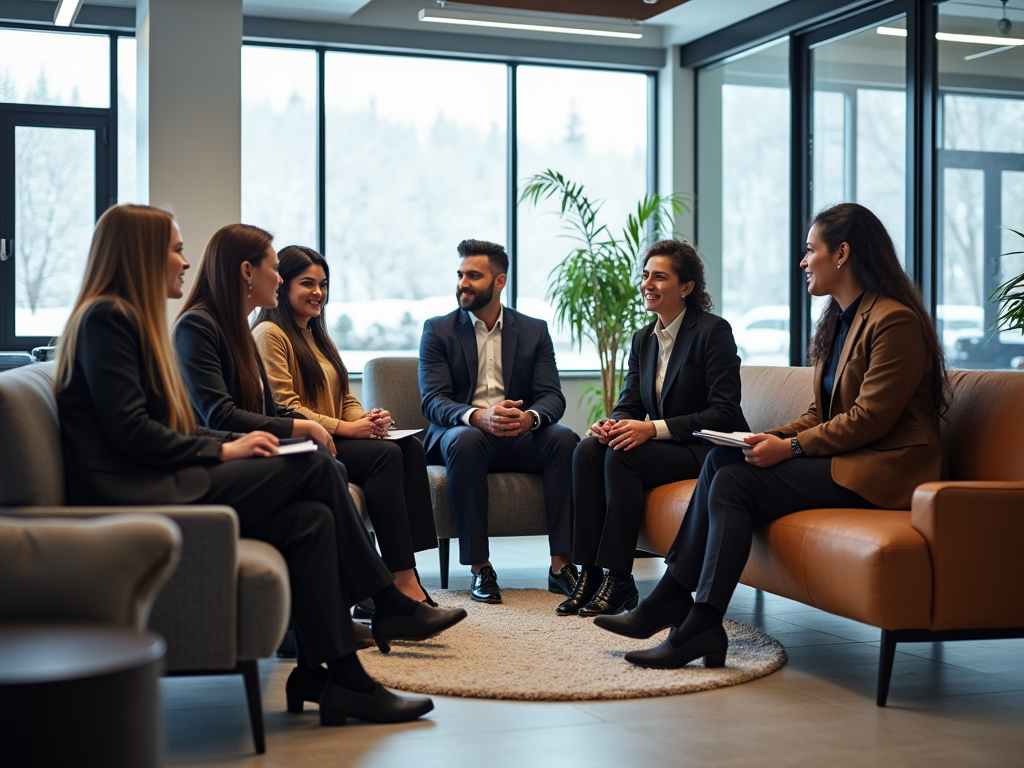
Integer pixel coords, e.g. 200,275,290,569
136,0,242,316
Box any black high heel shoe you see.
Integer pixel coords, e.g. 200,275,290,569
319,682,433,726
624,624,728,669
285,665,329,713
371,601,467,654
592,598,691,639
414,568,438,607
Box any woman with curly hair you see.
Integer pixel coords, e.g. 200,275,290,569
559,239,747,617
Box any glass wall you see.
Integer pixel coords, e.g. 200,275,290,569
516,66,648,370
117,36,137,203
697,39,791,366
323,53,508,372
241,46,317,248
937,2,1024,369
0,28,109,108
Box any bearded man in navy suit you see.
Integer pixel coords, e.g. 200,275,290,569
418,239,580,604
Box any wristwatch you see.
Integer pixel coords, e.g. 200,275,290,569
528,411,541,430
791,437,804,457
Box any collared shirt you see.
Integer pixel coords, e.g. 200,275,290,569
822,293,864,413
460,306,542,429
651,307,686,440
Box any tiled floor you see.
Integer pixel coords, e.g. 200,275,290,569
165,537,1024,767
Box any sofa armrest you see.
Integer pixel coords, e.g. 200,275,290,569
911,482,1024,631
0,505,240,671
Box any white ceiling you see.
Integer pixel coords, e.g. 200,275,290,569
71,0,793,48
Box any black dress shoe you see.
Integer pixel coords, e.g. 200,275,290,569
624,624,729,669
319,681,434,726
592,598,691,639
556,567,602,616
285,665,329,713
578,573,640,617
548,564,579,597
371,601,468,653
352,598,375,620
470,565,502,604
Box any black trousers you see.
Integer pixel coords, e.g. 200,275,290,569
431,424,579,566
199,449,393,664
572,436,702,573
665,446,874,612
333,436,438,572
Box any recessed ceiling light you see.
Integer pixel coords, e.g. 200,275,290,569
877,25,1024,47
53,0,85,27
418,8,644,40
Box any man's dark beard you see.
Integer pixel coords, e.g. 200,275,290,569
457,281,494,313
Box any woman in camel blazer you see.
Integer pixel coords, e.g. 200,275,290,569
595,203,947,671
251,245,437,602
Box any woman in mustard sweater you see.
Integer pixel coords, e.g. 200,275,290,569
253,245,437,605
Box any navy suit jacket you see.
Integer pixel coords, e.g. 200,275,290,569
418,307,566,457
610,307,747,463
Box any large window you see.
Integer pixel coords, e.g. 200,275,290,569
238,47,654,372
697,39,791,366
0,26,119,349
323,53,508,372
937,3,1024,370
241,46,317,248
516,66,649,370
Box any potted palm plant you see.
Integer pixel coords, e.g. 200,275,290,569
988,229,1024,344
520,169,691,421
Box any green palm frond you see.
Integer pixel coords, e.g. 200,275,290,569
520,169,693,419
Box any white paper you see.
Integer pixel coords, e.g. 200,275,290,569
692,430,756,448
276,439,317,455
384,429,424,441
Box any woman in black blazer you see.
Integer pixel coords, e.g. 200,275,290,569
57,205,464,726
173,225,434,604
559,240,746,617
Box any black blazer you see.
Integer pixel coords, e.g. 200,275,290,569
610,307,747,462
174,309,297,438
418,307,566,457
57,300,228,506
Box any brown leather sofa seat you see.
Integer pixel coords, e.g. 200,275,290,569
638,366,1024,705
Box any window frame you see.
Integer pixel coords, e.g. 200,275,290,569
242,40,658,372
0,22,127,351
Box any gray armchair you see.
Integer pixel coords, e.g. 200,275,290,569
362,357,549,587
0,362,289,755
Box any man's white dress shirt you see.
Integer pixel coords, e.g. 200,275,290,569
461,306,541,429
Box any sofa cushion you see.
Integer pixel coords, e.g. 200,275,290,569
740,508,933,630
0,362,65,507
639,480,697,555
426,466,548,539
236,539,290,662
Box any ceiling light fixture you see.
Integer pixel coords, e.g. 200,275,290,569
418,8,643,40
53,0,85,27
877,26,1024,47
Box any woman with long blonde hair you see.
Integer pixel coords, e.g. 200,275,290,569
57,204,465,725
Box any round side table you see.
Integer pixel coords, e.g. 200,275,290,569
0,623,166,768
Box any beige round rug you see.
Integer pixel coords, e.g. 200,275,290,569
360,588,786,701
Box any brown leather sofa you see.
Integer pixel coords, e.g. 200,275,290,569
638,366,1024,705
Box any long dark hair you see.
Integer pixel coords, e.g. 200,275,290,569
643,239,713,312
178,223,273,413
253,245,349,403
807,203,948,415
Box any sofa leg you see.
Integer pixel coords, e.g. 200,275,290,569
877,630,897,707
239,660,265,754
438,538,450,589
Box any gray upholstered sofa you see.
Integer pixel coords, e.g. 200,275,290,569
0,362,289,754
362,356,550,587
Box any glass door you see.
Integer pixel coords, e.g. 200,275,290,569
807,14,908,325
0,111,110,348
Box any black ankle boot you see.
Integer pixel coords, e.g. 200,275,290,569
556,567,602,616
578,573,640,617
